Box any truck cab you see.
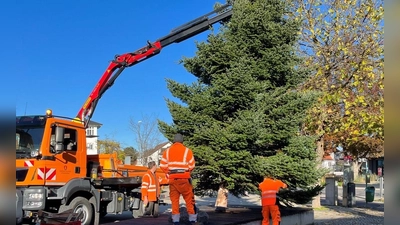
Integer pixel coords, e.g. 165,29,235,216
16,110,91,223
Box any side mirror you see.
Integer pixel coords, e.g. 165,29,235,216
54,127,65,154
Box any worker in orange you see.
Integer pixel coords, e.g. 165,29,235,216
141,161,168,214
258,175,288,225
160,133,197,225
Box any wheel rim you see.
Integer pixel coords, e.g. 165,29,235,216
74,204,88,224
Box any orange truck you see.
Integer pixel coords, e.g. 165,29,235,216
15,4,232,225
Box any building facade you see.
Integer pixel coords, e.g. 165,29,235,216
86,120,102,155
136,142,171,166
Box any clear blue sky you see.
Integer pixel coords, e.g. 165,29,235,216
5,0,226,149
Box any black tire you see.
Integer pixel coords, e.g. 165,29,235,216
99,204,107,218
59,197,93,225
100,211,107,218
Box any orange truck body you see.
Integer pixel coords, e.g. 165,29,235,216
87,152,168,185
16,114,168,225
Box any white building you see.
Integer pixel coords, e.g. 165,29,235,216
86,120,102,155
136,142,171,166
322,152,336,172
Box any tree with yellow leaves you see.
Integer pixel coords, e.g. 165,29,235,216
97,138,126,161
288,0,384,206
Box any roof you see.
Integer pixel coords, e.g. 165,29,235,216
322,154,334,160
87,120,102,128
144,141,171,157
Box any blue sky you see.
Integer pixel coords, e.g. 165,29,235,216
5,0,226,149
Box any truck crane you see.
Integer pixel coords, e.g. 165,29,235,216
16,4,232,225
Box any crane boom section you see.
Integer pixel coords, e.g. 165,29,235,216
76,4,233,127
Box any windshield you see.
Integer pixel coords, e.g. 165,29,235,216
16,115,46,159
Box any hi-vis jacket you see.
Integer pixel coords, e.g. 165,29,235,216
160,142,195,179
258,178,287,206
141,170,166,202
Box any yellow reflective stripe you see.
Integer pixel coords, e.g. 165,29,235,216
262,190,277,199
168,166,188,170
188,155,195,169
183,148,188,163
262,190,276,194
262,195,276,199
168,161,189,166
166,148,170,161
142,173,153,190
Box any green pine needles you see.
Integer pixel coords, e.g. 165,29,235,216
159,0,326,205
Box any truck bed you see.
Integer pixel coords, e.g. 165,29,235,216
87,152,168,187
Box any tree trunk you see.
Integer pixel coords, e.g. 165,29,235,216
312,134,325,208
353,160,362,180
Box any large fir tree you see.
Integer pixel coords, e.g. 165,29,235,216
159,0,325,203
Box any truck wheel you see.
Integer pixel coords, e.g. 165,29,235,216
60,197,93,225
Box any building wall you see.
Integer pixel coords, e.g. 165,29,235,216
86,137,99,155
136,142,171,166
322,159,336,172
85,123,101,155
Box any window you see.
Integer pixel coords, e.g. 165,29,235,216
63,128,78,151
87,143,93,150
50,127,78,151
86,127,96,136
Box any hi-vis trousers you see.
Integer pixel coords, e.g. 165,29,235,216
262,205,281,225
169,178,197,222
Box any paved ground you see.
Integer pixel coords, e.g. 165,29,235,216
314,183,384,225
100,192,265,225
313,200,384,225
99,183,384,225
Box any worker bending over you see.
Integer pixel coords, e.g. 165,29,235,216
258,176,287,225
160,133,197,225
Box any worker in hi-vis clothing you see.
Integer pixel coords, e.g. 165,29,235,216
141,161,168,213
160,133,197,225
258,176,287,225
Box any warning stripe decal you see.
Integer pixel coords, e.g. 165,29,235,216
37,168,56,180
24,160,34,167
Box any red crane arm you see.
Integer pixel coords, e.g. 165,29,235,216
75,4,232,128
75,41,162,125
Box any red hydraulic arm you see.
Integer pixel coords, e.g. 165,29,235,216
76,4,232,128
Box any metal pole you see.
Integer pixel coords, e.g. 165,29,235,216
379,176,383,200
365,172,367,207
